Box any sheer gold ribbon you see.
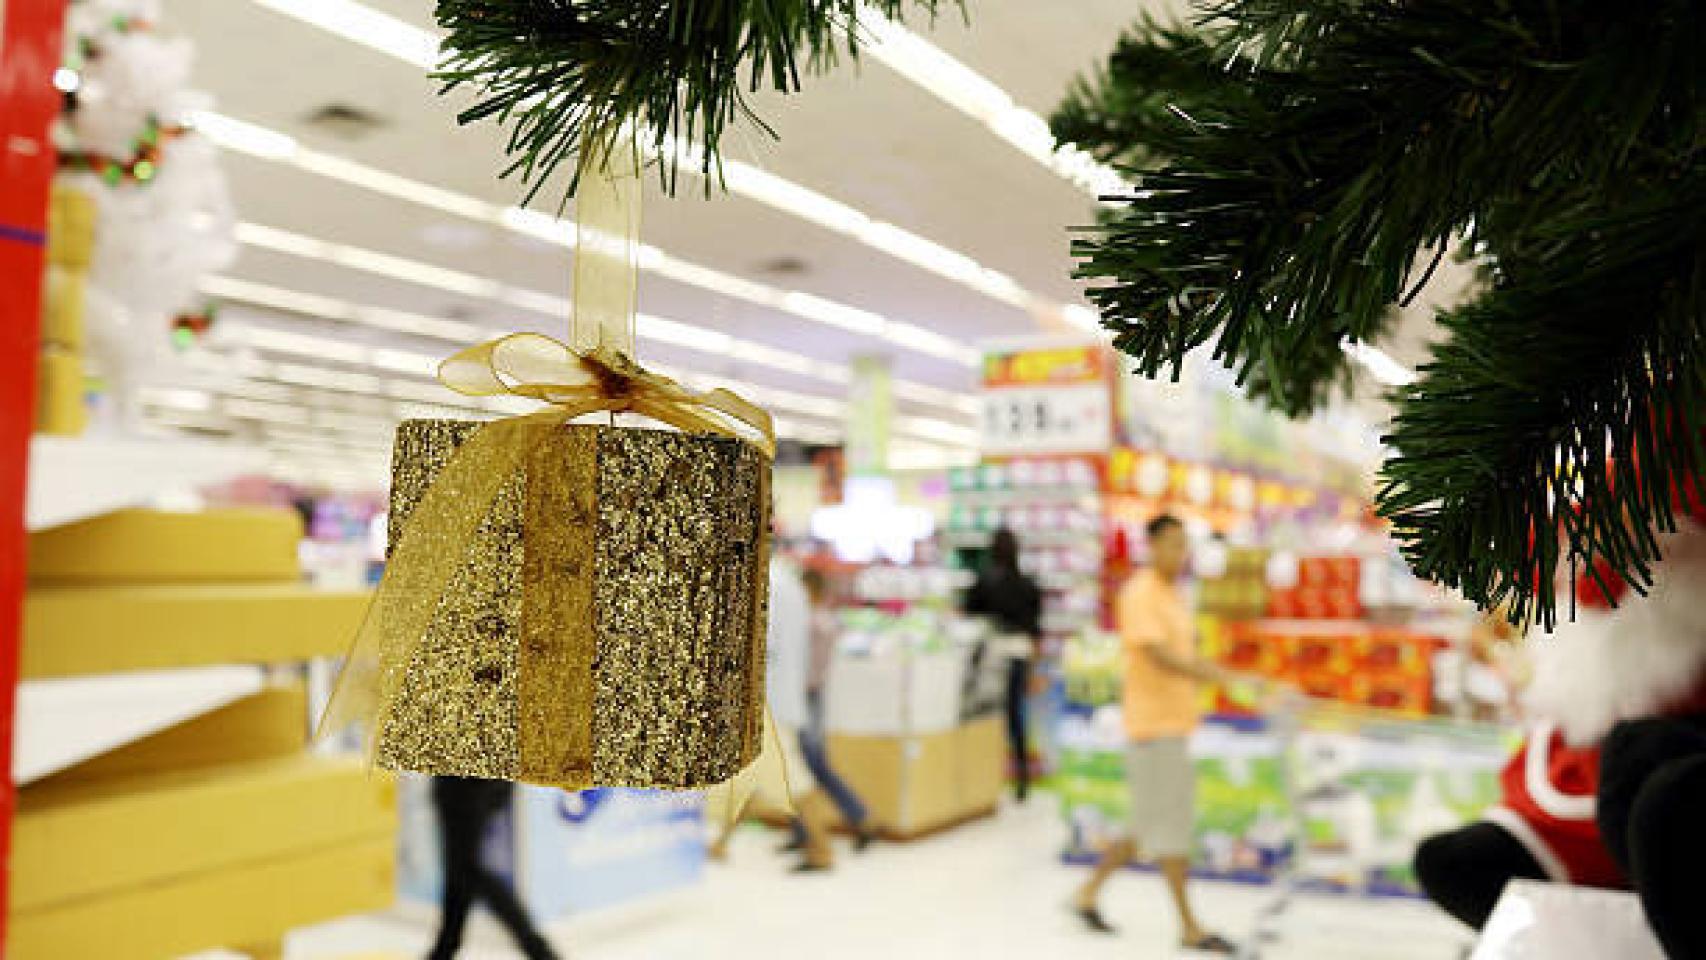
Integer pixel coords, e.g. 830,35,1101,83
318,137,775,790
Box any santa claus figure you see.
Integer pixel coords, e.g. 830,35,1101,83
1414,508,1706,957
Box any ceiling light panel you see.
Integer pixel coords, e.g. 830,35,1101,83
249,0,438,69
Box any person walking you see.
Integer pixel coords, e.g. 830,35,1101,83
1073,514,1246,955
784,567,876,851
425,776,562,960
963,527,1043,802
708,554,839,871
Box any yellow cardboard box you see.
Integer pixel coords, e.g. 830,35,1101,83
7,835,395,960
12,754,394,914
41,685,309,785
23,584,370,677
33,347,85,437
46,187,95,269
28,508,304,584
40,266,85,350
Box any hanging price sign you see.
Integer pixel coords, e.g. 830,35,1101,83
979,342,1113,455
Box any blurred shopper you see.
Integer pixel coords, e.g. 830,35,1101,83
1074,514,1239,954
426,776,561,960
963,527,1043,801
709,555,838,871
785,567,876,851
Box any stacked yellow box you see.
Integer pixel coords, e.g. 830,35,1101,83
37,186,95,436
10,508,395,960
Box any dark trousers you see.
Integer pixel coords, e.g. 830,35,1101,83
1413,821,1547,930
1599,713,1706,959
428,777,551,960
1005,659,1031,800
790,692,868,842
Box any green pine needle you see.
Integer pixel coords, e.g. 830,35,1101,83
434,0,953,205
1054,0,1705,625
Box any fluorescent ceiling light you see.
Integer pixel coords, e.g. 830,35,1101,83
500,206,576,246
221,322,369,365
370,347,440,377
228,2,1105,337
295,150,497,220
199,106,995,362
224,397,311,425
137,387,214,412
855,7,1131,200
217,232,976,417
778,292,887,337
250,0,438,69
358,304,485,342
1341,340,1419,388
270,362,382,394
634,314,732,354
895,415,979,447
1061,304,1101,333
884,321,980,365
186,110,297,160
201,275,350,320
892,379,979,416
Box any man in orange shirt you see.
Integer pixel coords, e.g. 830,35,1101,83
1074,514,1248,954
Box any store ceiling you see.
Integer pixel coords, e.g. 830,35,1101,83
147,0,1430,489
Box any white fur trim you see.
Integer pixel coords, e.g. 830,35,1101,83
1524,723,1597,821
1523,522,1706,745
1484,806,1571,884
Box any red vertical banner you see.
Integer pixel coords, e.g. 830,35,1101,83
1,0,69,946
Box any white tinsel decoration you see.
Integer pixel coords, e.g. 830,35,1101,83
60,0,237,431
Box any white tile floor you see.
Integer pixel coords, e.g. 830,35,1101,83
287,797,1473,960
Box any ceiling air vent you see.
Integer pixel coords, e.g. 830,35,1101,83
303,102,386,140
755,255,810,278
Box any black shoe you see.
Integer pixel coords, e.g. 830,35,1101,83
853,827,875,852
1073,904,1116,934
791,860,832,874
1182,932,1236,955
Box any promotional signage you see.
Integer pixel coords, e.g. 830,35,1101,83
979,341,1114,456
846,354,892,476
397,780,704,920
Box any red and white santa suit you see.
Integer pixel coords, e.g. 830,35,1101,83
1416,512,1706,934
1478,511,1706,889
1483,513,1706,887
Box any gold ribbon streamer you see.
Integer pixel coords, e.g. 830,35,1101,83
319,134,775,787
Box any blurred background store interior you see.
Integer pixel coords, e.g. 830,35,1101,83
4,1,1560,959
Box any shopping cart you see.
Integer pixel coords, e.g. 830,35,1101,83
1236,695,1469,959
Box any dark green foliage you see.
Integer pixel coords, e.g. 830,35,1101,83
1054,0,1705,627
434,0,950,204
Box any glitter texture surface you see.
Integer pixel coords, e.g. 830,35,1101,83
377,419,769,788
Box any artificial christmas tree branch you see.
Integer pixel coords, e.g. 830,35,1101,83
434,0,952,204
1054,0,1703,625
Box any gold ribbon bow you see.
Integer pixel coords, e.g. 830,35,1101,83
319,137,775,789
437,334,774,458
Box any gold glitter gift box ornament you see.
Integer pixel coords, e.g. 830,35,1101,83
319,140,775,789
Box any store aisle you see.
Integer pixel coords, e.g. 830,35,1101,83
286,798,1472,960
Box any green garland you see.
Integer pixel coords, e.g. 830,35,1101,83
1053,1,1705,627
434,0,951,204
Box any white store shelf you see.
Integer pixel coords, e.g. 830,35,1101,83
12,665,266,784
26,435,264,531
